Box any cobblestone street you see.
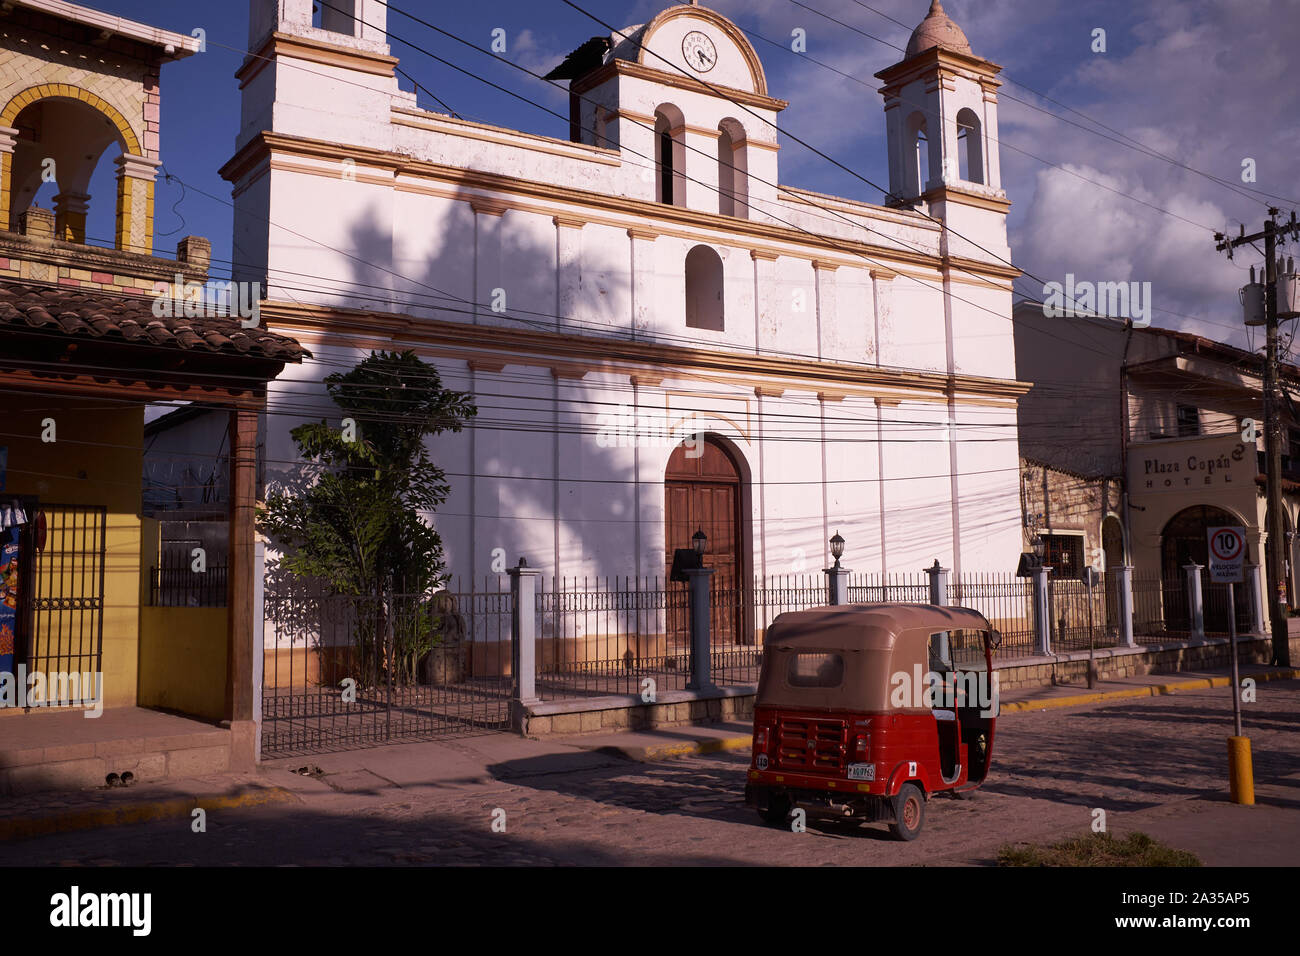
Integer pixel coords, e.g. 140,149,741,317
3,680,1297,867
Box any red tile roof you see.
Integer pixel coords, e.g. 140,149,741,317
0,282,309,363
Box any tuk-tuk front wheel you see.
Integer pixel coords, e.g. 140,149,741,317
890,783,925,841
757,792,791,825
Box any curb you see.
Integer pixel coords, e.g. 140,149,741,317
0,784,300,843
581,669,1300,758
999,668,1300,713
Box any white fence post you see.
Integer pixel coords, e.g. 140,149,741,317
1032,565,1052,656
926,559,950,606
1245,563,1267,636
824,565,850,605
685,568,716,690
1184,563,1205,643
508,559,540,731
1116,565,1136,648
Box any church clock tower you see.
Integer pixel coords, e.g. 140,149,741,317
876,1,1009,257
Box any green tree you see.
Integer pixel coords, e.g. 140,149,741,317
259,350,476,683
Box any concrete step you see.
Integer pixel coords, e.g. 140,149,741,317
0,707,233,796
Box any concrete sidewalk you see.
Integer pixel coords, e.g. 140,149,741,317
0,663,1295,847
997,662,1300,712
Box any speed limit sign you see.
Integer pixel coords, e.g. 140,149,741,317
1207,526,1246,583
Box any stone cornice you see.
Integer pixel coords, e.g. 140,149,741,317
919,184,1012,213
570,57,788,113
220,131,1021,283
260,299,1032,403
236,30,398,88
874,46,1003,92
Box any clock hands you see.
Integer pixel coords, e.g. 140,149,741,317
682,32,715,72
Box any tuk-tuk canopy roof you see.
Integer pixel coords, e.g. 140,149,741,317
765,603,993,652
758,604,995,712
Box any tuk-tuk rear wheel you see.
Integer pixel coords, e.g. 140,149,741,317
890,783,925,841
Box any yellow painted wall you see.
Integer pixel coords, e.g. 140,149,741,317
1,394,144,712
138,606,228,720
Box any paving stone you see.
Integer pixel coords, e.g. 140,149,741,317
2,681,1296,866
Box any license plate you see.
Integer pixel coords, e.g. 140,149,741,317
846,763,875,781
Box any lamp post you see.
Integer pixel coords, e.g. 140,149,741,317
825,530,850,605
1029,533,1052,658
830,531,845,569
685,528,714,690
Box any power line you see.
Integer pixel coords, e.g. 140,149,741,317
313,0,1140,366
123,2,1234,365
543,0,1245,335
8,8,1260,441
694,2,1221,234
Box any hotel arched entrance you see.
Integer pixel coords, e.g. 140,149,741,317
1160,505,1251,633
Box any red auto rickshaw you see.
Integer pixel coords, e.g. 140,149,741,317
745,603,1000,840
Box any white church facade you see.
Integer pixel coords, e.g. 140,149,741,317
221,0,1028,608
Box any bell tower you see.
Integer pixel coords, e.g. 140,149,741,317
231,0,401,289
239,0,396,154
875,1,1007,253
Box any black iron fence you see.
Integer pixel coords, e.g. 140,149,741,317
535,575,686,700
951,573,1037,660
1049,576,1116,652
28,504,106,686
847,571,930,604
1203,581,1253,637
524,571,1031,700
260,578,511,758
1132,572,1193,643
150,553,228,607
261,565,1252,755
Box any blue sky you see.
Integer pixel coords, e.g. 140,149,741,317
72,0,1300,350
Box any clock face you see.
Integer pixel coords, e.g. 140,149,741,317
682,30,717,73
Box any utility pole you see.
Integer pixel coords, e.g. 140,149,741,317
1216,208,1299,667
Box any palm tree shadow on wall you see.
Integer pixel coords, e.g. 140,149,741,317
333,198,692,672
328,196,637,566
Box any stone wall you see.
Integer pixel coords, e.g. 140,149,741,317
995,635,1298,691
524,691,753,737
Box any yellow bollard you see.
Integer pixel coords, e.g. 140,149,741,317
1227,736,1254,805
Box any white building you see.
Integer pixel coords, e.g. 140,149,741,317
220,0,1027,621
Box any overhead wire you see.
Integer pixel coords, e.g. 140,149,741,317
823,0,1298,209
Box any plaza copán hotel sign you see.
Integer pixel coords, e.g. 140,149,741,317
1127,435,1255,497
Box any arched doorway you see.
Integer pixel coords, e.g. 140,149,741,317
1160,505,1250,633
665,437,747,646
1,86,141,247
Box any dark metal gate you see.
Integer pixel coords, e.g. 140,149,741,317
260,579,512,757
29,504,107,687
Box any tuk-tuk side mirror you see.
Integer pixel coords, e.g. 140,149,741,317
989,630,1003,649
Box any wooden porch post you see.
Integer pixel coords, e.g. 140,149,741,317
225,406,259,725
